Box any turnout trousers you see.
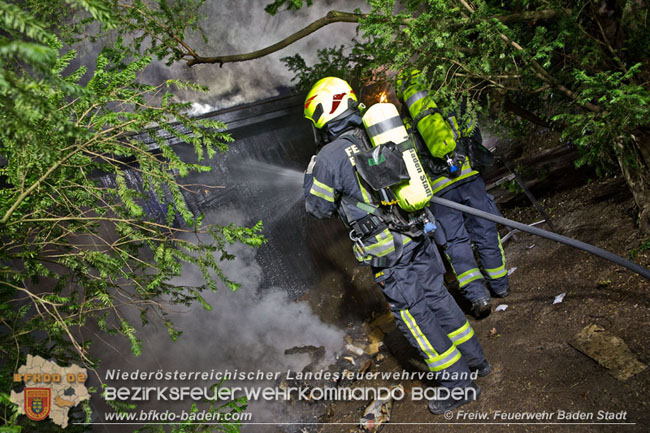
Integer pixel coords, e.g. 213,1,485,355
372,239,487,389
432,175,509,303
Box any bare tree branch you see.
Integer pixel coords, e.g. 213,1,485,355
186,10,365,66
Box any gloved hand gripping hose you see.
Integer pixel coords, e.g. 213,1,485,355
431,196,650,280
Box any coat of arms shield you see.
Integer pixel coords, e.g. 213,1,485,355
25,388,51,421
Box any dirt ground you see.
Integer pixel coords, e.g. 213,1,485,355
300,175,650,433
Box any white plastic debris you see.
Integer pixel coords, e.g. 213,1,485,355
508,267,517,276
553,293,566,304
527,243,536,249
495,304,508,312
346,344,365,356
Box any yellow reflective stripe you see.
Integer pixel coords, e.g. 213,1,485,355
365,229,395,257
309,188,335,202
448,321,475,346
312,178,334,194
310,177,335,202
457,268,483,287
365,244,395,257
485,234,508,279
355,172,371,204
426,345,462,371
445,253,457,274
401,309,438,360
372,245,395,257
365,230,392,250
448,320,470,339
485,264,507,279
498,233,507,268
457,268,477,279
431,160,479,195
375,229,391,241
499,234,506,259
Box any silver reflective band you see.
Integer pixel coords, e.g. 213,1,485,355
310,179,335,202
405,90,428,109
427,347,461,369
367,116,404,138
447,117,459,140
365,241,395,257
449,326,473,344
458,270,482,286
486,268,508,279
365,232,395,257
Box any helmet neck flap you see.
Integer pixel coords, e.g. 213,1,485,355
324,110,363,141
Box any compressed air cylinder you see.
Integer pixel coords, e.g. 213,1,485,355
400,80,458,159
362,103,433,212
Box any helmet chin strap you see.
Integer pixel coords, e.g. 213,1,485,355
310,123,327,149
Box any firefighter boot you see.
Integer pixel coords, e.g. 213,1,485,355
428,382,482,415
472,359,492,377
470,298,491,319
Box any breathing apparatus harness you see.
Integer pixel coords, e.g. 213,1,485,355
332,129,441,267
408,116,496,178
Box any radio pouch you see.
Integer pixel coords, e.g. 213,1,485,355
353,142,410,191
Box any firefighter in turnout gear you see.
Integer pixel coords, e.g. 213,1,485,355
303,77,489,414
397,70,510,319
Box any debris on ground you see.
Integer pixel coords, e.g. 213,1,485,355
569,324,648,381
364,342,382,356
360,359,373,374
553,292,566,304
508,266,517,276
495,304,508,312
359,385,403,432
346,344,365,356
364,327,385,355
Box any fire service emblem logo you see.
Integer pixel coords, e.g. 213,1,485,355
24,388,51,421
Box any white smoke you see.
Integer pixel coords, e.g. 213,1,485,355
91,208,345,430
72,0,368,110
171,0,368,108
186,102,217,116
149,208,346,373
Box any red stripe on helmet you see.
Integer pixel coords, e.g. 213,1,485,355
330,92,347,114
305,95,318,110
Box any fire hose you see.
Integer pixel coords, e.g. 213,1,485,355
430,196,650,281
